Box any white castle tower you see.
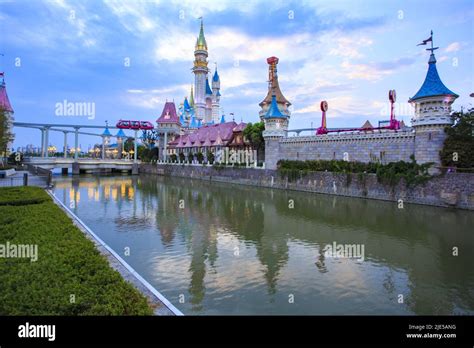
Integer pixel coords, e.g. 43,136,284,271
192,19,221,125
192,19,209,122
409,31,458,166
211,65,221,123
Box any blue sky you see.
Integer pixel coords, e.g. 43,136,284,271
1,0,473,149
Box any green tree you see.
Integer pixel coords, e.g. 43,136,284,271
243,121,265,162
141,130,158,148
0,107,14,167
196,151,204,164
123,138,134,152
206,151,215,164
440,108,474,169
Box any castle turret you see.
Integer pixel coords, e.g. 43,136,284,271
192,19,209,123
262,93,290,169
409,32,458,167
259,56,291,120
156,102,181,161
212,66,221,123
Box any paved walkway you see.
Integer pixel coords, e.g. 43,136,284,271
0,170,49,188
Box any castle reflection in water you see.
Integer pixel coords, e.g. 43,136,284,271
53,175,474,315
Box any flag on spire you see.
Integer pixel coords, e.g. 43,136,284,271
417,30,433,46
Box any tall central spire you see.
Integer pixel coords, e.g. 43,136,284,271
195,18,207,51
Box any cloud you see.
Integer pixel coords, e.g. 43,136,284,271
125,85,189,109
340,56,415,81
329,36,373,58
444,42,461,53
104,0,158,34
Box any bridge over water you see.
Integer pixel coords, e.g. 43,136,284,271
13,122,141,174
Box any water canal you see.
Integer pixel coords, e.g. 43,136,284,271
52,174,474,315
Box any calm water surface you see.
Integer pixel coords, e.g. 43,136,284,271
52,174,474,315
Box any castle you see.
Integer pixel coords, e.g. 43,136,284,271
178,19,221,128
262,37,459,170
156,27,459,169
156,20,250,160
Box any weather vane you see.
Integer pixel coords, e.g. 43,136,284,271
417,30,439,53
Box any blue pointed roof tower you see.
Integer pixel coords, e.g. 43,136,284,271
220,114,225,123
116,129,126,139
265,94,286,119
183,97,191,111
102,123,112,137
409,31,458,102
213,68,220,82
205,76,213,95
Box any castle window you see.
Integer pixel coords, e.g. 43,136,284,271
428,132,432,141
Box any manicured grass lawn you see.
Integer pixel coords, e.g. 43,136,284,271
0,187,153,315
0,186,50,206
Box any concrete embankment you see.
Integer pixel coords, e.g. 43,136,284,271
140,164,474,210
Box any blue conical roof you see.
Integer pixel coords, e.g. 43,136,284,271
205,77,212,95
184,97,191,110
102,127,112,136
213,69,219,82
264,95,286,119
116,129,126,138
409,53,458,102
220,114,225,123
197,119,202,128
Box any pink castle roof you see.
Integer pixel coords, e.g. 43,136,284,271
232,122,246,132
157,102,180,124
0,74,13,113
170,121,239,148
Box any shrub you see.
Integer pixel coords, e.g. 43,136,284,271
0,187,153,315
277,158,433,187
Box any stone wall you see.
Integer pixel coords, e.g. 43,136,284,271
266,131,416,170
140,164,474,210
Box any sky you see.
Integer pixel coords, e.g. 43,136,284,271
1,0,473,150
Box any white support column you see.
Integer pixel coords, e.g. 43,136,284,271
63,131,68,158
44,127,49,158
74,128,79,161
101,136,106,160
134,130,138,163
40,129,45,157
